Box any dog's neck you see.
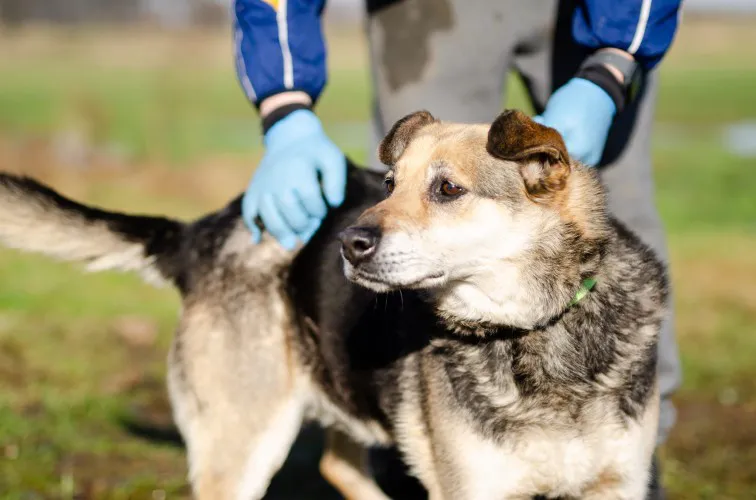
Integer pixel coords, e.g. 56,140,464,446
430,277,595,337
431,275,555,333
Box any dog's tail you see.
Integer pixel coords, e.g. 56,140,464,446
0,173,185,286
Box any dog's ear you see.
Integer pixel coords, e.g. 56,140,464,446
378,110,437,166
486,109,571,200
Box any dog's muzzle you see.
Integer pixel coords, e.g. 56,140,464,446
338,226,381,266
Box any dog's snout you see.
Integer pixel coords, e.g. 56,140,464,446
339,226,381,265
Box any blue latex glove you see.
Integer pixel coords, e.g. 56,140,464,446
242,109,347,250
533,78,616,167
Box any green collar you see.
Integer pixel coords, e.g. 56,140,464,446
568,277,597,307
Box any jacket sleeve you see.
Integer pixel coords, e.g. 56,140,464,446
572,0,682,70
233,0,327,107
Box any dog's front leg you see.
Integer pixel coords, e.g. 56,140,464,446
320,429,391,500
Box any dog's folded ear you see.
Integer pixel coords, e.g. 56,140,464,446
486,110,571,201
379,110,437,166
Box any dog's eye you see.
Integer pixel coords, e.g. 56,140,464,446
440,180,464,197
384,178,395,195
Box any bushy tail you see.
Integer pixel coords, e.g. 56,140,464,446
0,173,185,286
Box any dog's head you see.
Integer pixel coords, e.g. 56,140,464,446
340,109,610,330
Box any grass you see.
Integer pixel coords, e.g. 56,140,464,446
0,16,755,499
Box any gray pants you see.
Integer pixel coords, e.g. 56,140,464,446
365,0,681,444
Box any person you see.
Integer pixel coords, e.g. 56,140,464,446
233,0,682,496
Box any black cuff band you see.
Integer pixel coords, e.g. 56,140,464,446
261,103,312,135
575,65,626,113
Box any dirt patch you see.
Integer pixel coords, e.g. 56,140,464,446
0,337,28,388
118,376,182,447
111,315,159,348
0,137,252,220
663,396,756,496
55,450,189,499
670,398,756,456
670,239,756,343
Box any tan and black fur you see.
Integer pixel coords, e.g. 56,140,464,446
0,110,667,499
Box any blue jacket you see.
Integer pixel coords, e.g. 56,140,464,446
234,0,682,106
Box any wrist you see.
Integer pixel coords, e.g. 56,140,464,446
573,69,622,113
260,91,313,135
595,48,634,84
262,103,313,135
264,109,323,148
260,91,312,117
575,49,641,113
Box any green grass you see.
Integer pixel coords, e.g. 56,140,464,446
0,56,375,166
0,22,755,499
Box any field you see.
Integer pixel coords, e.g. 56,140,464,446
1,15,756,499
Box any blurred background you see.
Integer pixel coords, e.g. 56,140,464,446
0,0,754,499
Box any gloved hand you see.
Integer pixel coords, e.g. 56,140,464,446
242,109,347,250
533,78,616,167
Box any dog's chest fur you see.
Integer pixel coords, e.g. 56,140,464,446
429,312,658,438
423,377,657,499
379,286,662,497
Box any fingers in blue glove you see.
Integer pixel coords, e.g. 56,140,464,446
241,192,262,244
275,190,313,236
299,217,322,244
318,146,347,208
242,191,318,248
259,193,299,251
248,221,261,245
296,167,329,221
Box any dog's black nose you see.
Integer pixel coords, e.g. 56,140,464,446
339,226,380,265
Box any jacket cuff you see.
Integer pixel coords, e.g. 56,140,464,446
261,103,313,135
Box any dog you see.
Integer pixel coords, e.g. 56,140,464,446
0,109,667,499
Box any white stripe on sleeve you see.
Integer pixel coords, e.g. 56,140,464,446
277,0,294,89
628,0,652,54
235,25,257,101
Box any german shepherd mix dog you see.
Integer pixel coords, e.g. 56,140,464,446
0,110,666,500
